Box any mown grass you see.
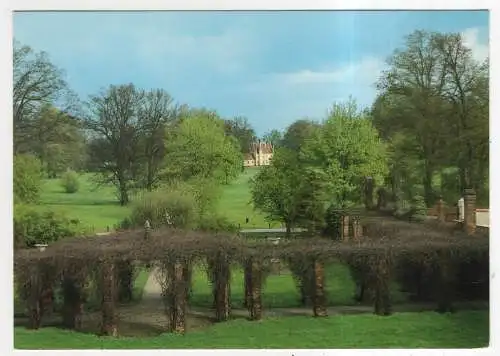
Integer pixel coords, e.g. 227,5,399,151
35,173,130,232
216,167,279,229
189,262,408,308
14,310,489,349
32,168,273,232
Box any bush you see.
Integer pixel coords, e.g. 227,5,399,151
14,205,88,248
120,189,199,230
60,169,80,193
197,213,238,233
14,154,44,204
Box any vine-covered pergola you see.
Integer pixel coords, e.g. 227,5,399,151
14,214,488,336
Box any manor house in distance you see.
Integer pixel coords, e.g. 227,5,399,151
243,140,273,167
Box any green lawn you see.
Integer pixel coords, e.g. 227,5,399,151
189,262,408,308
32,168,272,232
217,167,279,229
35,173,130,232
14,310,489,349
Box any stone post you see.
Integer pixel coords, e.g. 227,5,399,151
144,220,151,240
341,215,350,241
437,196,445,222
352,216,363,241
463,189,476,235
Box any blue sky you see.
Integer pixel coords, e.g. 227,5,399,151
13,11,489,136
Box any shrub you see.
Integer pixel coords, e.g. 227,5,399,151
197,213,238,233
322,205,342,239
14,205,88,248
60,169,80,193
121,189,199,230
14,154,44,204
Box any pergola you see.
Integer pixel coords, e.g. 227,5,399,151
14,216,489,336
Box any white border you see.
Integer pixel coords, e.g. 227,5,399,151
2,1,497,356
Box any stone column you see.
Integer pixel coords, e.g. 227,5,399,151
352,216,363,241
341,215,350,241
463,189,476,235
437,196,445,222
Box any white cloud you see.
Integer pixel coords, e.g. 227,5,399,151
278,57,386,86
461,27,489,62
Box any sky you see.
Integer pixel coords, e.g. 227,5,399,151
13,10,489,136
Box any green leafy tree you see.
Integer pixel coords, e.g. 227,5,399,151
13,154,44,204
301,100,388,210
224,116,257,153
262,129,283,148
250,147,305,236
163,112,242,185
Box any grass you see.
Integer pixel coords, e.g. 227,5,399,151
31,168,273,232
35,173,130,232
217,167,279,229
189,262,408,308
14,310,489,349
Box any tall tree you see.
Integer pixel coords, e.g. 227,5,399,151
84,84,143,205
136,89,178,191
434,33,489,193
13,41,79,153
262,129,283,148
282,119,320,152
223,116,257,153
163,112,242,185
250,147,305,236
301,100,388,210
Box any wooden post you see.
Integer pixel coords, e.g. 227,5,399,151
172,261,187,333
341,215,350,241
463,189,476,235
214,254,231,322
27,273,42,330
436,257,456,313
100,261,118,337
117,260,134,303
437,196,445,222
374,255,392,316
312,260,327,317
243,259,252,308
246,258,263,320
62,276,84,330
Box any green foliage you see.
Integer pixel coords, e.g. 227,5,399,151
14,204,88,248
250,148,305,232
163,113,243,185
124,189,199,229
60,169,80,193
14,154,44,204
301,100,389,210
374,30,489,207
197,213,239,233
